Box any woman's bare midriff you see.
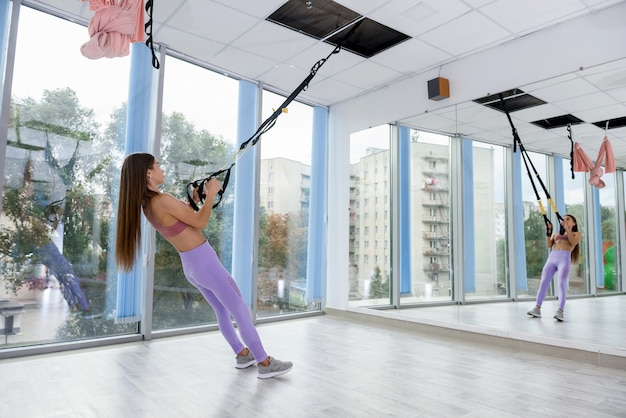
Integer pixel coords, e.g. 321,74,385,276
552,240,574,252
167,227,206,252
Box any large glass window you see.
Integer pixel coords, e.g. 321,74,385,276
466,142,507,300
597,174,619,294
403,131,451,303
518,152,549,298
154,56,238,330
256,90,315,317
348,125,391,307
1,7,135,347
561,158,588,295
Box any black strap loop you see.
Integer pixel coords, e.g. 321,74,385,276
499,94,564,233
186,45,343,210
144,0,160,69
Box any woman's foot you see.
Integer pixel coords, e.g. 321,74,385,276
235,348,256,369
554,309,564,321
257,356,293,379
527,306,541,318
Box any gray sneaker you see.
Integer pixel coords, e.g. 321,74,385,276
554,309,564,321
257,356,293,379
235,349,256,369
527,306,541,318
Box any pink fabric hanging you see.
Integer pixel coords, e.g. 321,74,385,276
596,136,616,173
81,0,145,60
573,142,593,172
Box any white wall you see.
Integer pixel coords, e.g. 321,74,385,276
325,2,626,310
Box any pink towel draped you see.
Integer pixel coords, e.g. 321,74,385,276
81,0,145,60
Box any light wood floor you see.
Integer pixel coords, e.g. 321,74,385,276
2,297,626,417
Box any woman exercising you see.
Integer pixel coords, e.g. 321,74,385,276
115,153,292,378
527,214,581,321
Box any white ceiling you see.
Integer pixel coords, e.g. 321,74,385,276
26,0,626,167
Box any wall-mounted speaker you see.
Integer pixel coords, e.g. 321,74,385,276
427,77,450,101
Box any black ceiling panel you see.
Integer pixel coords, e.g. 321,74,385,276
473,89,547,113
267,0,410,58
325,18,410,58
530,114,584,129
592,116,626,130
267,0,361,39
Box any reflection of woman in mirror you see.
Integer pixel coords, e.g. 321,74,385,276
527,214,581,321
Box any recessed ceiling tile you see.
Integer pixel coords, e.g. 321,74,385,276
530,77,598,103
567,123,605,142
521,73,578,93
331,60,403,90
211,47,279,80
258,64,311,92
369,38,452,74
607,86,626,103
232,21,318,62
311,0,378,15
212,0,287,19
576,104,626,124
287,43,366,79
150,0,187,25
156,25,226,61
305,77,363,104
513,103,570,123
167,1,260,44
37,0,90,16
479,0,586,34
375,0,472,37
419,11,511,56
585,67,626,90
554,92,618,114
455,102,504,123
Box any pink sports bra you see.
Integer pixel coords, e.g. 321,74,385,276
143,202,189,238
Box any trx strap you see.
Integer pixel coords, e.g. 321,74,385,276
499,94,564,236
144,0,159,69
567,124,574,180
186,45,341,211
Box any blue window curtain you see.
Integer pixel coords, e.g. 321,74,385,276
461,137,476,293
512,149,528,292
114,43,157,323
232,80,259,307
306,106,328,303
398,126,411,295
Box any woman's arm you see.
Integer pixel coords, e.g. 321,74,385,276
156,179,222,229
565,230,582,247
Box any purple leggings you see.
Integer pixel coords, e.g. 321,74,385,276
535,250,570,311
179,241,268,362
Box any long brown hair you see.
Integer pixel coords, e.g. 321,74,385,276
566,214,580,264
115,153,159,271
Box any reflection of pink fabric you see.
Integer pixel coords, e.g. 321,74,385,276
81,0,145,60
573,142,593,172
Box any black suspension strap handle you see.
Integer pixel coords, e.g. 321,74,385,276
185,19,364,211
499,94,565,235
187,45,342,211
